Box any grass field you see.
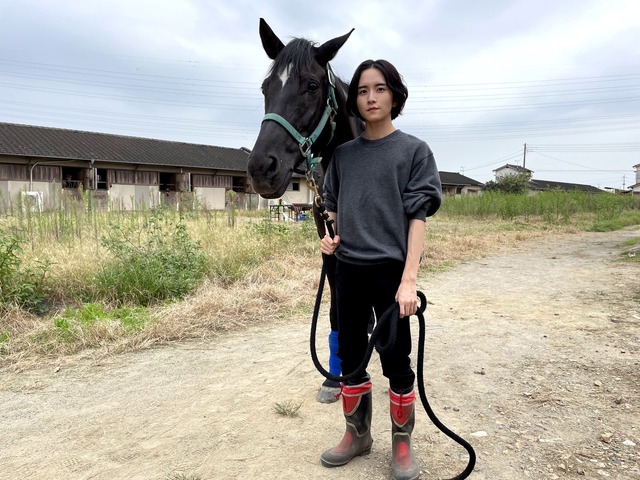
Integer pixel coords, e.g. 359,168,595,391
1,191,638,368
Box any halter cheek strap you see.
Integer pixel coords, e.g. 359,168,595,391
261,68,339,175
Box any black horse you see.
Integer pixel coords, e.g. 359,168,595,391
247,19,362,403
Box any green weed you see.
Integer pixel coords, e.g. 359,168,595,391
618,236,640,263
0,234,51,314
90,211,207,306
273,400,303,417
29,304,151,353
589,212,640,232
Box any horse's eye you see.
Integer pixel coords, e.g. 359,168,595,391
308,81,319,93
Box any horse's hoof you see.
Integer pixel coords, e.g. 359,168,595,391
316,386,341,403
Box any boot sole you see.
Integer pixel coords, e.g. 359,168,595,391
320,445,372,468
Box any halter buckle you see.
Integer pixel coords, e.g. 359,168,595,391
299,138,312,158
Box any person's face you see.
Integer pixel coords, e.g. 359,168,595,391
356,67,396,124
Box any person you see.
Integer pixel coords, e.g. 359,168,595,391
319,59,442,480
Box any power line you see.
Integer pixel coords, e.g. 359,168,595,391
411,72,640,90
460,149,523,172
529,143,640,152
3,55,640,164
403,117,640,139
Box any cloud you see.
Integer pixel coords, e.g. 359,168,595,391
0,0,638,188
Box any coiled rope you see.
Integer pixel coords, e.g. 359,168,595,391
309,256,476,479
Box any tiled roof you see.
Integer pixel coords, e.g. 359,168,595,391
494,163,533,174
440,171,483,186
529,179,604,193
0,122,250,172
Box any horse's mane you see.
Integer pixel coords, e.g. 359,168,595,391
268,37,317,77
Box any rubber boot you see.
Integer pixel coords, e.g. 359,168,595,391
317,331,341,403
320,380,373,467
390,388,420,480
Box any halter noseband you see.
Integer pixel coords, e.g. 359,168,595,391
261,67,339,176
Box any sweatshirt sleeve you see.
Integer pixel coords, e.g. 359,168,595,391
322,151,339,213
403,143,442,220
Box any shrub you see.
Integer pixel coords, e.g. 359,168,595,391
0,234,51,314
483,173,531,195
90,212,207,306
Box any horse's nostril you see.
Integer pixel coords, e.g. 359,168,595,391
248,153,279,180
266,155,279,177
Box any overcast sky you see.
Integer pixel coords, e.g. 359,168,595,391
1,0,639,189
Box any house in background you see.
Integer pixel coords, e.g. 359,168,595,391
493,163,604,193
630,163,640,196
493,163,533,180
439,171,483,195
528,179,603,194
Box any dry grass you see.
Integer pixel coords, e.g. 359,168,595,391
0,215,579,371
145,253,322,344
423,218,574,269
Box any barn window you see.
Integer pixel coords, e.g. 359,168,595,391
61,167,82,189
159,172,175,192
96,169,108,190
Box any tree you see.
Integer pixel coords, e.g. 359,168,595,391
483,172,531,194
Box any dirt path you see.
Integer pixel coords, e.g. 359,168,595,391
1,229,638,480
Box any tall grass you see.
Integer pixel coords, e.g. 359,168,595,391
0,190,638,367
440,190,640,227
89,210,208,306
0,234,51,314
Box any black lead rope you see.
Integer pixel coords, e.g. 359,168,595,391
309,257,476,479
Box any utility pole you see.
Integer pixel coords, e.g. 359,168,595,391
523,143,527,169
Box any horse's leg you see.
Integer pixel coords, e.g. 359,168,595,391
316,253,341,403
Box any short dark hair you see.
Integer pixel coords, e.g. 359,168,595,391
346,59,408,121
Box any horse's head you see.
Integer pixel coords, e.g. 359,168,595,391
247,19,354,198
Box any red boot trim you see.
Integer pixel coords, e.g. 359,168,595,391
342,381,372,416
389,389,415,427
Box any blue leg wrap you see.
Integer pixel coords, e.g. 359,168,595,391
328,330,341,375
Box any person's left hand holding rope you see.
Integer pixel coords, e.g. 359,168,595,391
320,234,341,255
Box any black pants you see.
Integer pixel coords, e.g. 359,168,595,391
335,259,415,392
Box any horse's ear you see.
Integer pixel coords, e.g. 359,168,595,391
259,18,285,60
316,28,355,65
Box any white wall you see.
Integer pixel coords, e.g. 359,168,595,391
280,190,309,204
0,181,9,208
194,187,226,209
107,185,163,210
255,181,314,208
0,180,53,210
108,184,137,210
134,185,158,208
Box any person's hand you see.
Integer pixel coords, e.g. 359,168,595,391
395,281,418,318
320,234,340,255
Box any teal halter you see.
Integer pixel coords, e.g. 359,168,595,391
261,68,339,174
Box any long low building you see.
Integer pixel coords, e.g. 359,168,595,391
0,122,260,211
0,122,484,212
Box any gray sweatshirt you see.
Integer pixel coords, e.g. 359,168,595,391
323,130,442,265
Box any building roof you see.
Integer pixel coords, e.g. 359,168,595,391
440,171,483,186
528,179,604,193
493,163,533,174
0,122,250,171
